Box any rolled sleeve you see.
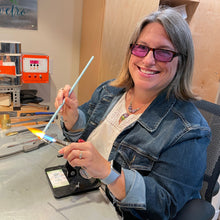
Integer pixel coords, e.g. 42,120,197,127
110,168,146,210
71,109,86,130
61,109,86,142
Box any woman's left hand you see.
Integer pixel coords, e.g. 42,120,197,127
58,141,111,179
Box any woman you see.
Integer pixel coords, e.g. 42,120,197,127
55,7,211,220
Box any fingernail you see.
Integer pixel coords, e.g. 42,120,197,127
78,139,85,143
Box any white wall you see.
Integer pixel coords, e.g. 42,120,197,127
0,0,83,111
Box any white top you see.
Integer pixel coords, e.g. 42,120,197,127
87,93,141,160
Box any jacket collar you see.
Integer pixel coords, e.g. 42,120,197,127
138,91,176,132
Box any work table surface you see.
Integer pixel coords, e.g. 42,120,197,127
0,124,119,220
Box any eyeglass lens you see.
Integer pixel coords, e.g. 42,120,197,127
131,44,177,62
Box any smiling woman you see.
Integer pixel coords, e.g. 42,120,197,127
111,7,194,101
127,22,179,102
54,7,211,220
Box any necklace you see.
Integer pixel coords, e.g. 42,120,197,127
119,100,145,123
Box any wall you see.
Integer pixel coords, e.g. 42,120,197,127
78,0,159,104
190,0,220,103
100,0,159,84
0,0,83,111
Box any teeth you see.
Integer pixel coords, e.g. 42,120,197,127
140,68,156,74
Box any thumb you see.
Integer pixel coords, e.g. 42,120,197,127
58,148,64,155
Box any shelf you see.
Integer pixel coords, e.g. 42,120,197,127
160,0,199,6
159,0,200,23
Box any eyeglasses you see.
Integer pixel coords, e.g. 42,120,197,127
130,44,180,62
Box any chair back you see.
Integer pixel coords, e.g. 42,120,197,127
193,99,220,202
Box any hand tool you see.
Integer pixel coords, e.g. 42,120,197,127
56,139,85,157
0,111,17,117
20,112,54,117
43,56,94,133
21,103,49,110
5,124,46,136
7,138,39,148
10,115,55,126
0,139,48,158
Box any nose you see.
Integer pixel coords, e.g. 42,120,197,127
142,49,156,65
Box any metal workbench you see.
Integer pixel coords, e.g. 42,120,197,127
0,123,120,220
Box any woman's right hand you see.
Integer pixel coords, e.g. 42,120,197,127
54,85,79,130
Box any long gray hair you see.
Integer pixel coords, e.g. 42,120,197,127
110,7,196,100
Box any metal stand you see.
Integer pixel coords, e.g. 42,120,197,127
0,85,21,110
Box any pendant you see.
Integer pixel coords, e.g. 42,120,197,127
119,112,129,123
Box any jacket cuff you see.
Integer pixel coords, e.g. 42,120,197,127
61,109,86,131
60,109,86,142
108,168,146,210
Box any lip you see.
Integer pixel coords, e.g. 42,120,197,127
137,66,160,76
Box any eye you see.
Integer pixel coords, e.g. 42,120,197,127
136,44,147,50
155,49,173,58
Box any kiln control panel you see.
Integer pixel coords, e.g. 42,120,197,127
21,54,49,83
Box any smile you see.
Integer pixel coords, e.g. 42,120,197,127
138,66,160,75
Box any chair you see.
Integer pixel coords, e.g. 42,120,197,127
173,99,220,220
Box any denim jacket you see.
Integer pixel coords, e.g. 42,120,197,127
61,80,211,220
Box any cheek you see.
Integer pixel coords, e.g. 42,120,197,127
166,59,178,79
128,59,134,79
128,56,138,75
128,57,134,71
